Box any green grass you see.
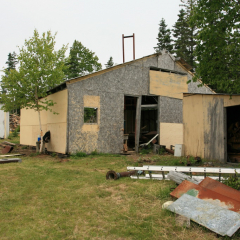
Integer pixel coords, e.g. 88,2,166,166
0,153,237,240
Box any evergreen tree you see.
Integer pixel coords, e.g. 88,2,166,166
178,0,197,68
154,18,173,53
105,56,114,68
65,40,102,79
5,52,18,73
1,52,18,94
173,9,190,62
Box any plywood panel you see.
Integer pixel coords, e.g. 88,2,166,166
20,89,68,153
46,123,67,153
149,71,188,99
160,123,183,149
224,95,240,107
183,95,204,157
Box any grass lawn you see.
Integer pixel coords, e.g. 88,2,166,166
0,140,239,239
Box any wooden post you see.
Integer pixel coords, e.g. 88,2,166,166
135,96,142,153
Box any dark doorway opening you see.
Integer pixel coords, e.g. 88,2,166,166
140,96,158,145
227,105,240,162
124,96,137,149
124,95,158,150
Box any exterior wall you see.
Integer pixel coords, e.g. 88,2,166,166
67,57,156,154
67,53,215,154
183,94,240,162
0,104,9,138
20,89,68,153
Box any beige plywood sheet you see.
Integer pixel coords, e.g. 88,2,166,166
160,123,183,149
224,95,240,107
183,95,204,157
81,95,100,153
46,123,67,153
47,89,68,124
20,89,68,153
149,71,188,99
83,95,100,132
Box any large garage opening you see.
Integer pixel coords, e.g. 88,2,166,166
227,105,240,162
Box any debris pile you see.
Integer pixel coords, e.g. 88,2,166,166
125,164,240,236
166,177,240,237
10,114,20,132
0,141,16,154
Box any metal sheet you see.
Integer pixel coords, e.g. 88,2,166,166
199,177,240,203
170,180,240,213
166,194,240,237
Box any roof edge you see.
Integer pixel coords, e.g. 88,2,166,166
66,54,158,84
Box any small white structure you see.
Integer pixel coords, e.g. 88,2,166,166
0,104,9,138
174,144,184,157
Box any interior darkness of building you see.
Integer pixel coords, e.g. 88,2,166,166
227,105,240,162
124,96,158,149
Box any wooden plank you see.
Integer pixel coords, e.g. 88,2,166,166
135,96,142,153
141,104,158,108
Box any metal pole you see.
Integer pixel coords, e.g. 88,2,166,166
122,34,125,63
133,33,135,60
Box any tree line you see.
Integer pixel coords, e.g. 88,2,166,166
154,0,239,94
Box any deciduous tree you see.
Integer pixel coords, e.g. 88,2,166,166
1,29,67,151
190,0,240,93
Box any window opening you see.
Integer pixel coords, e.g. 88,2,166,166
84,108,98,123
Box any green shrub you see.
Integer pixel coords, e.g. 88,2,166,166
90,150,98,155
71,151,87,159
223,171,240,190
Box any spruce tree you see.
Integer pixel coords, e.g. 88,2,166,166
154,18,173,53
65,40,102,79
172,9,191,65
5,52,18,73
1,52,18,94
105,56,114,68
178,0,197,68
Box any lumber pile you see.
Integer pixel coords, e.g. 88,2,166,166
10,114,20,132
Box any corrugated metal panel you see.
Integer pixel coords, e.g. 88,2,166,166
166,194,240,237
170,180,240,213
199,177,240,202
